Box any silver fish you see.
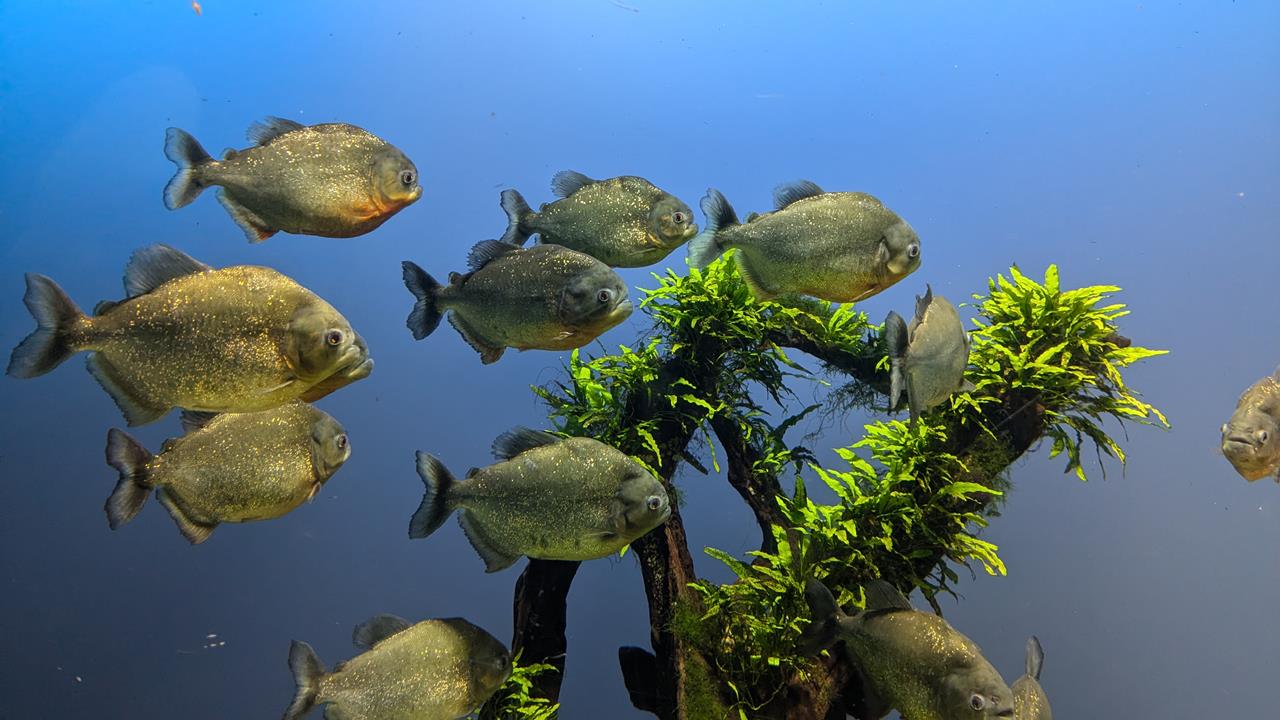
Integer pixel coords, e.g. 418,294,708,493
886,285,972,424
408,427,671,572
1011,636,1052,720
1220,369,1280,481
802,579,1015,720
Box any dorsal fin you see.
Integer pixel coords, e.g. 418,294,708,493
466,240,519,272
352,614,413,650
179,410,220,434
1025,636,1045,680
862,579,914,613
492,427,561,460
246,116,305,146
551,170,596,198
123,245,211,298
773,180,824,211
913,284,935,323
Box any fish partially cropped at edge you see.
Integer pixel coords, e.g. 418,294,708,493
1220,368,1280,481
284,614,511,720
6,244,372,425
104,402,350,544
500,171,698,267
801,578,1015,720
687,180,921,302
163,117,421,242
409,427,671,572
1011,636,1053,720
402,240,632,364
886,285,973,425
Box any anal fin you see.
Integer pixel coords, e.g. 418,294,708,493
447,314,505,364
156,488,217,544
217,190,277,243
86,354,168,426
733,254,776,300
457,511,519,572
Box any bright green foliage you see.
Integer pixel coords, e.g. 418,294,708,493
485,655,560,719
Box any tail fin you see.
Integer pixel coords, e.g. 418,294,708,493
687,188,739,268
282,640,325,720
1025,636,1044,680
884,310,909,411
104,429,155,529
163,127,213,210
401,261,443,340
409,451,455,539
798,578,847,656
7,273,84,378
499,189,535,246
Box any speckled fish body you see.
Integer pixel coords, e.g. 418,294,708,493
887,286,971,423
285,615,511,720
103,402,350,544
163,118,421,242
802,580,1014,720
6,245,372,426
402,241,632,364
409,428,671,572
1220,370,1280,481
500,171,698,267
1011,637,1052,720
688,181,921,302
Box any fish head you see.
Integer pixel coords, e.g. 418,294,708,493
939,665,1016,719
286,302,367,383
466,630,513,694
1221,410,1280,480
558,264,634,330
369,146,423,210
308,409,351,480
877,219,922,282
649,195,699,248
612,468,671,538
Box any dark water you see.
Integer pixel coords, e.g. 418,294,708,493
0,2,1277,718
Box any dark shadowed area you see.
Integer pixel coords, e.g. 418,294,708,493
0,1,1276,718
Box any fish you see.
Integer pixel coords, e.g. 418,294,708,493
6,244,372,425
885,285,973,424
402,240,632,364
499,171,698,267
283,614,511,720
687,181,921,302
1220,369,1280,481
408,427,671,572
801,579,1015,720
103,402,349,544
163,118,421,242
1011,636,1052,720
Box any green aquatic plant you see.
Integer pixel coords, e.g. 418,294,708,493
480,654,561,720
479,256,1166,719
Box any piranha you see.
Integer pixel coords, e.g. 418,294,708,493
801,578,1015,720
1221,369,1280,481
104,403,350,544
1011,636,1053,720
6,244,372,425
409,427,671,572
163,118,421,242
499,171,698,267
688,181,921,302
885,285,972,425
402,240,632,364
284,614,511,720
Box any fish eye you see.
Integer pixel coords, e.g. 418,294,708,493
908,243,920,259
400,169,416,186
969,694,987,711
326,330,344,346
335,434,348,450
672,211,686,224
597,289,613,304
646,496,662,511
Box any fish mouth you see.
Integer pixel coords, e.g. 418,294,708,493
609,299,635,322
337,356,375,381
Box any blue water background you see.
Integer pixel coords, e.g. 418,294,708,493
1,1,1277,717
